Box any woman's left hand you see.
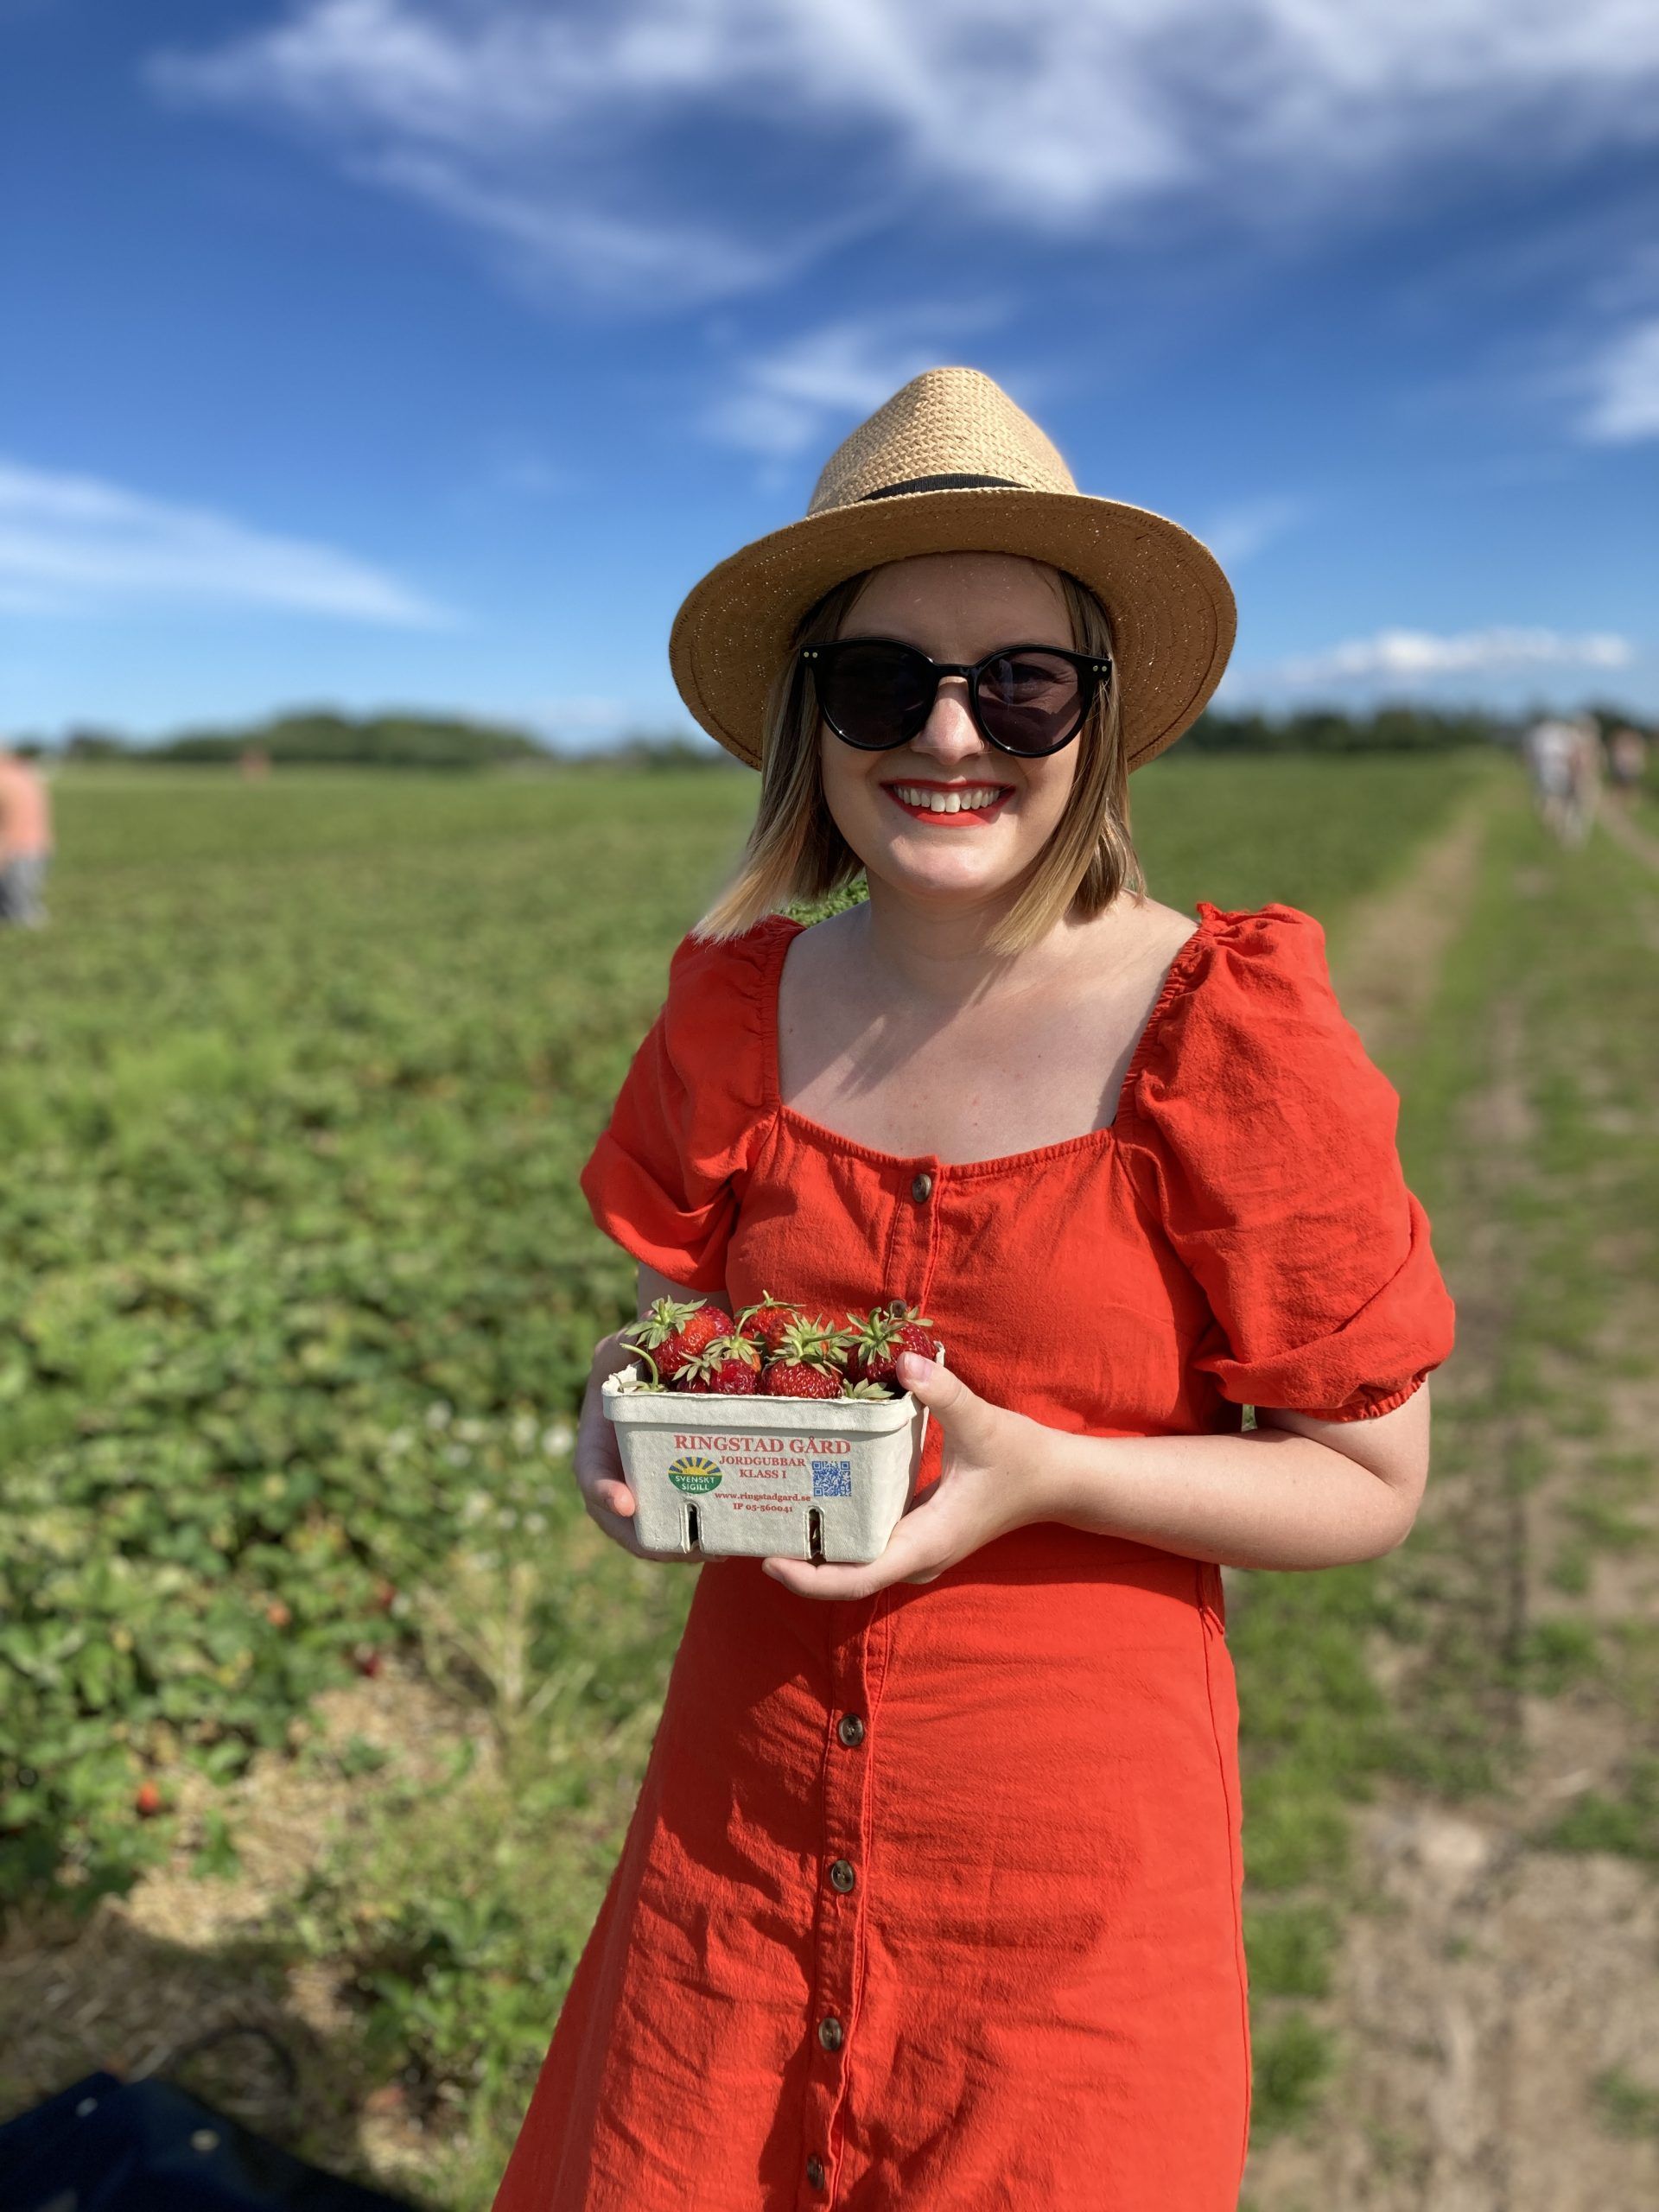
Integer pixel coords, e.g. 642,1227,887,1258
761,1353,1058,1600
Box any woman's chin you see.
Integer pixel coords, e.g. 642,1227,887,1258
865,836,1029,908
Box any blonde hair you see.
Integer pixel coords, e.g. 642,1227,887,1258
697,563,1142,953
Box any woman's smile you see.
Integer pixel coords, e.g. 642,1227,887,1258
880,777,1015,824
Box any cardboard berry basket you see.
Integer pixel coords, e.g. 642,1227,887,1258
602,1368,931,1563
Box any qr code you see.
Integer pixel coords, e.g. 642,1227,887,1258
811,1459,853,1498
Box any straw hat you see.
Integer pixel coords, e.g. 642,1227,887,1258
670,365,1236,772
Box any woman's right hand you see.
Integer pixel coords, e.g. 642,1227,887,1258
574,1328,700,1564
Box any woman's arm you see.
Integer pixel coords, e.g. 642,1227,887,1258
761,1353,1432,1599
1043,1382,1431,1570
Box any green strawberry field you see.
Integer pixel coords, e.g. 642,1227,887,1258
0,753,1500,2201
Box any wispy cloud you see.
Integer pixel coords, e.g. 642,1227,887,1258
1276,626,1635,686
0,458,450,625
1578,315,1659,443
1195,497,1306,566
701,311,1004,458
355,145,810,311
149,2,1659,310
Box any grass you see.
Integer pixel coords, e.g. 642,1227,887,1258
1251,2008,1338,2136
1593,2066,1659,2141
1548,1759,1659,1862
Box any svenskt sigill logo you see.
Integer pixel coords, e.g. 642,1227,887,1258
667,1453,723,1495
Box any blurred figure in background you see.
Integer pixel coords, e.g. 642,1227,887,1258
1606,723,1648,810
1523,714,1578,842
0,747,52,926
1563,712,1603,847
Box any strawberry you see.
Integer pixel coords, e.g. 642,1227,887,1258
735,1294,805,1356
677,1333,765,1396
134,1780,163,1819
763,1316,849,1400
845,1301,938,1391
765,1360,846,1402
625,1297,727,1383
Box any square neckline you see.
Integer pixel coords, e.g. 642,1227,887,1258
762,904,1220,1178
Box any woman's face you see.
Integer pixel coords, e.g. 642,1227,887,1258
818,551,1081,915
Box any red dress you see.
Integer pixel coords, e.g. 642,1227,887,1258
494,902,1455,2212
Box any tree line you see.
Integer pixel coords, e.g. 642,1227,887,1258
13,702,1651,770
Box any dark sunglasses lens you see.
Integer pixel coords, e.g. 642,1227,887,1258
976,652,1087,754
817,643,934,749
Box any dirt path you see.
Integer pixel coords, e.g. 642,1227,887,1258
1324,773,1494,1065
1596,798,1659,874
1243,778,1659,2210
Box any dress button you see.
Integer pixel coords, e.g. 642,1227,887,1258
910,1171,933,1204
818,2015,845,2051
806,2155,827,2189
837,1713,865,1748
829,1858,856,1894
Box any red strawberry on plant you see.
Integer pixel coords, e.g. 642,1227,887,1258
134,1780,163,1819
763,1317,849,1400
625,1297,727,1383
677,1333,765,1396
845,1301,938,1391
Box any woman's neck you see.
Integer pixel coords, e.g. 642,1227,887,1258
852,878,1126,1013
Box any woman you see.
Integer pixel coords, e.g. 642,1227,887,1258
494,369,1455,2211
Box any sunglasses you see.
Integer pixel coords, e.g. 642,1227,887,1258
800,637,1112,759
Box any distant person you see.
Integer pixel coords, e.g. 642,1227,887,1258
0,748,51,926
1606,724,1648,810
1563,712,1602,847
1523,715,1579,843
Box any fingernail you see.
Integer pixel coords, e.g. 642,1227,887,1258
896,1351,936,1382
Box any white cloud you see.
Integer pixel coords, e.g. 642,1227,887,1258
149,2,1659,307
1579,315,1659,443
0,459,450,625
1277,626,1635,685
701,312,1002,456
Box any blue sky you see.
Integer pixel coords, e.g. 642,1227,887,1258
3,0,1657,744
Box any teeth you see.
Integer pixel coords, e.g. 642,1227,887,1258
891,785,1003,812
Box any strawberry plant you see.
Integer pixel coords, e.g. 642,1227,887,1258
0,768,754,1914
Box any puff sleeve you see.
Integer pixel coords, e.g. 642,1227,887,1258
578,921,783,1294
1118,902,1455,1421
